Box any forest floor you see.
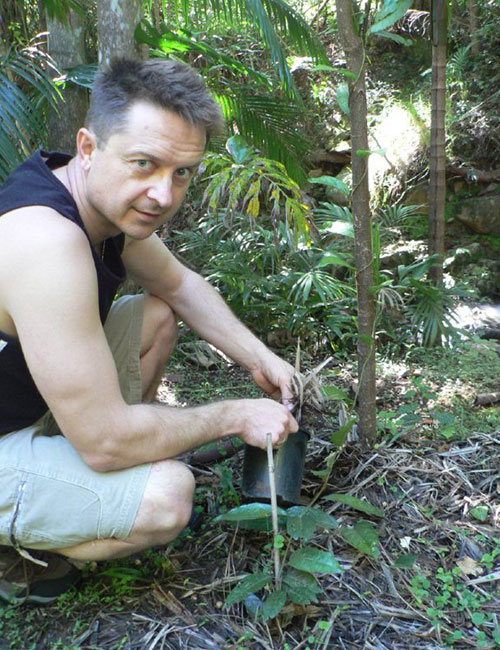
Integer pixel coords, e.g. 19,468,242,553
0,336,498,650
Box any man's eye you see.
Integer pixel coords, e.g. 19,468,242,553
176,167,192,179
136,160,152,170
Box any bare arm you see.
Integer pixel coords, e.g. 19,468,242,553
0,210,297,471
123,234,297,404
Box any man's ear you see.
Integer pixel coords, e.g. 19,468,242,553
76,128,97,171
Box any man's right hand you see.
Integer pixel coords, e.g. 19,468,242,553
235,398,298,450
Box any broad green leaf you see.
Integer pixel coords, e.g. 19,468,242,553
470,506,489,522
324,494,384,518
262,589,287,621
323,221,355,238
288,547,343,574
339,520,380,559
368,0,412,34
309,65,356,79
375,30,412,46
394,553,417,569
226,135,254,164
317,252,351,268
286,506,338,541
323,386,349,401
336,83,350,116
216,503,286,522
282,568,322,605
224,572,271,607
330,418,357,446
308,175,350,196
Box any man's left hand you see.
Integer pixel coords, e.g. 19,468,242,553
250,353,296,410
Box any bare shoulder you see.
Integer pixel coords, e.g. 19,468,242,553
0,206,92,284
0,206,96,326
0,205,89,255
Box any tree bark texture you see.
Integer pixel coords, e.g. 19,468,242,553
468,0,479,56
335,0,377,445
47,10,88,154
428,0,448,287
97,0,144,64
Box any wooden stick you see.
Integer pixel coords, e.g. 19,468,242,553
266,433,281,587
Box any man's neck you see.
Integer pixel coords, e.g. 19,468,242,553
52,158,119,247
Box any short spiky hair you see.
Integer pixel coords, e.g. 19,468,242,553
85,58,224,146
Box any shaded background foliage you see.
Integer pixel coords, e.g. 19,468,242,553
1,0,499,354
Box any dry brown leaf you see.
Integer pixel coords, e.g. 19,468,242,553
457,556,484,577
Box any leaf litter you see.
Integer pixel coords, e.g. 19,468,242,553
13,362,500,650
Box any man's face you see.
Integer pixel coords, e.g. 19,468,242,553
83,101,206,239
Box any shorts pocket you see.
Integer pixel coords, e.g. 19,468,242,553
12,471,103,550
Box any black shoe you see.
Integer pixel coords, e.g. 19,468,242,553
0,548,81,605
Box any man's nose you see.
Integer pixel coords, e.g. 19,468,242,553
147,176,173,207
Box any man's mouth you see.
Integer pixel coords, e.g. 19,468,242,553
134,207,163,220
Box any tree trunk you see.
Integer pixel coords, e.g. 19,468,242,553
97,0,144,64
335,0,377,446
428,0,448,287
47,10,88,154
468,0,479,56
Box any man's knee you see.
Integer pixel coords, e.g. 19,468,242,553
130,460,195,545
141,295,178,354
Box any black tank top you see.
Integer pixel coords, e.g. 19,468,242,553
0,150,126,434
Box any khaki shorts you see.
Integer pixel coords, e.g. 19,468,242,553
0,295,152,550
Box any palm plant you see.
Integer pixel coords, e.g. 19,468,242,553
0,44,61,182
135,0,328,182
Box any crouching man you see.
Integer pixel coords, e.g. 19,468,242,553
0,58,297,603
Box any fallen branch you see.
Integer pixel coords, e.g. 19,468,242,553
474,392,500,407
447,164,500,183
187,438,242,466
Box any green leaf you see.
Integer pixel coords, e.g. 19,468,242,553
471,611,485,626
394,553,417,569
317,252,351,268
309,64,356,79
375,30,412,46
323,221,355,238
339,520,380,559
288,547,343,574
226,135,254,164
330,418,357,446
308,175,350,196
224,572,272,607
324,494,384,518
274,534,285,549
216,503,286,522
336,83,350,116
262,589,287,621
282,568,322,605
286,506,338,541
323,385,349,401
470,506,489,522
356,149,386,158
368,0,412,34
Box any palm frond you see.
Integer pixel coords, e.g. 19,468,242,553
135,20,271,87
0,45,61,182
174,0,327,97
217,89,309,183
